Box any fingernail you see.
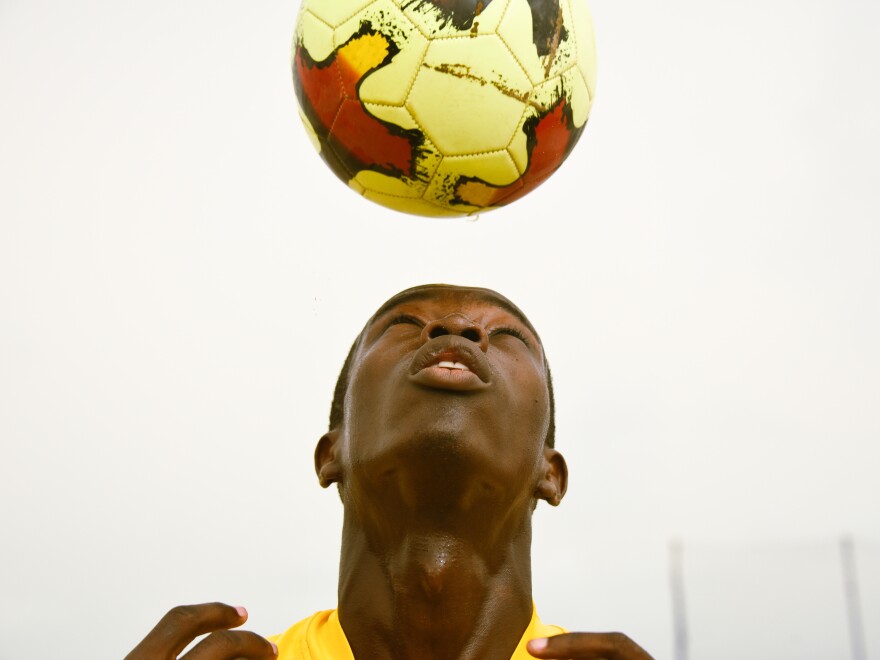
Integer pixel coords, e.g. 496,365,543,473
271,642,278,655
528,638,548,652
235,606,248,618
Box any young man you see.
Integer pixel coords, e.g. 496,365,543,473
126,285,652,660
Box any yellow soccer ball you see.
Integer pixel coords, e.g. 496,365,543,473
292,0,597,217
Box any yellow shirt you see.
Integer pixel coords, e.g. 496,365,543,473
268,605,565,660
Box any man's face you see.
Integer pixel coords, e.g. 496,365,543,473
334,284,552,504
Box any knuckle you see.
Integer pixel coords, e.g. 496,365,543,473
210,629,244,652
608,631,632,649
165,604,201,627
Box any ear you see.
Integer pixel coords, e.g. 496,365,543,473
534,447,568,506
314,431,343,488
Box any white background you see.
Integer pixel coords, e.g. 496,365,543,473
1,1,879,658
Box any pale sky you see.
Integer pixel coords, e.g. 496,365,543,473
1,1,878,658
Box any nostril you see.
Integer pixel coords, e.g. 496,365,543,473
461,328,481,343
429,326,449,339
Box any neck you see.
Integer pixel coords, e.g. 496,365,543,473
336,474,537,659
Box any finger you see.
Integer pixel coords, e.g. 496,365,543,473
125,602,248,660
181,630,278,660
527,632,654,659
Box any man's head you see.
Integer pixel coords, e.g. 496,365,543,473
329,285,557,448
316,284,567,510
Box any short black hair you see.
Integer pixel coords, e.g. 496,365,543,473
328,338,557,448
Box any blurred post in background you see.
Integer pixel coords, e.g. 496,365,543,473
841,535,868,660
670,539,689,660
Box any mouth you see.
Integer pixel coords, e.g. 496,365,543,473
408,336,491,392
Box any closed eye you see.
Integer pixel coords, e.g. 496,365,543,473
489,327,530,346
384,314,423,331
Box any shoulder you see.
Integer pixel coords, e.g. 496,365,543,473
531,605,568,638
534,620,568,637
267,610,352,660
267,610,331,660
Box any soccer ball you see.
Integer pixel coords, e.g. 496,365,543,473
292,0,597,217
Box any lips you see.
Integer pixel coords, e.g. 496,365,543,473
408,336,491,391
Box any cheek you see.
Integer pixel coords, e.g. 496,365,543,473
515,386,551,443
343,347,408,436
522,364,552,437
495,357,552,444
345,363,384,432
497,351,549,407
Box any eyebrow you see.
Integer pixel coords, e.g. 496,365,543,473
368,287,541,339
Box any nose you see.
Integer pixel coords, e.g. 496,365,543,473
421,313,489,352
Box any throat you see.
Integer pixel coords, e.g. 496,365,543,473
336,432,539,658
394,534,482,605
338,528,534,660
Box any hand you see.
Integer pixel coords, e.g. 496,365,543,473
124,602,278,660
527,632,654,659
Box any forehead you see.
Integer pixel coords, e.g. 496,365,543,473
366,284,540,337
